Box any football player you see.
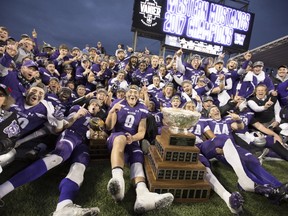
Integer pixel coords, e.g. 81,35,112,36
105,85,174,214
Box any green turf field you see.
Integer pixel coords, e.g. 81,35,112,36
0,159,287,216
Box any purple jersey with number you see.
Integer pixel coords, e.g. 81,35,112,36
207,116,234,135
67,105,92,137
188,118,211,143
10,98,49,137
112,99,148,135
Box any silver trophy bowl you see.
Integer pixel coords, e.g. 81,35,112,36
162,107,201,133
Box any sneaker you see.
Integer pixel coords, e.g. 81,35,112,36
52,203,100,216
228,192,244,215
255,184,287,204
270,183,288,204
107,177,125,202
134,192,174,214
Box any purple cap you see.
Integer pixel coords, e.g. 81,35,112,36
22,60,38,69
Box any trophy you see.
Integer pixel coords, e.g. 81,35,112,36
162,107,201,146
89,117,109,162
144,108,211,202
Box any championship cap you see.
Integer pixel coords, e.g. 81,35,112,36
253,61,264,67
191,54,201,60
171,95,181,101
97,88,108,95
202,95,214,102
89,98,102,106
22,60,38,69
30,82,47,94
165,55,173,60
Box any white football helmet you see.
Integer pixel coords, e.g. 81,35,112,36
251,131,266,147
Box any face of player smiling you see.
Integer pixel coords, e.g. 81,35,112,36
253,66,262,75
209,106,221,120
184,102,196,112
255,86,267,99
182,83,192,95
277,67,288,78
227,60,237,70
88,102,100,115
152,77,160,87
0,28,8,41
171,99,181,108
126,88,139,107
25,87,45,106
191,58,200,69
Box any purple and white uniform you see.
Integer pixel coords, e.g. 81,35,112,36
107,99,148,164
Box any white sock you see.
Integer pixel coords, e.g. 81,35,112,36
0,181,15,199
136,182,149,196
205,168,230,206
56,199,73,211
112,168,123,179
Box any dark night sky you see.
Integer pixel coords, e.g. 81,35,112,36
1,0,288,55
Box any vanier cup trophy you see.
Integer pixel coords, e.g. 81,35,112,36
144,108,211,202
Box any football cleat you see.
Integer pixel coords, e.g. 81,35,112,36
52,203,100,216
134,192,174,214
229,192,244,215
255,184,288,204
107,177,125,202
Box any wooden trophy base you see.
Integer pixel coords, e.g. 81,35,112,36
89,138,110,162
148,146,206,181
155,135,200,163
145,156,211,203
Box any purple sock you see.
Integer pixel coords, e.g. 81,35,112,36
58,178,79,203
9,159,48,188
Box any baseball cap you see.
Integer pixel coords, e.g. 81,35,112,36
72,47,80,51
278,65,287,70
171,95,181,101
89,47,97,52
191,54,201,60
0,83,11,96
116,49,125,55
22,60,38,69
117,88,126,93
49,77,60,83
202,95,214,102
253,61,264,68
89,98,102,106
97,88,108,95
165,55,173,60
30,82,47,94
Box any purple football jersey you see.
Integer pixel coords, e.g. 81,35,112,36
112,100,148,135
